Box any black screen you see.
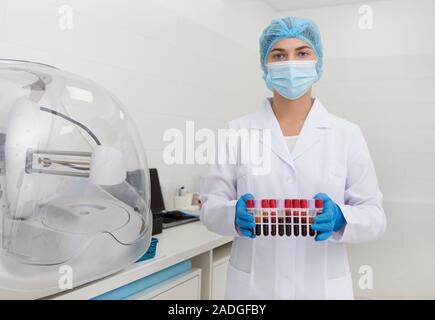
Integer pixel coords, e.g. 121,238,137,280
149,168,165,213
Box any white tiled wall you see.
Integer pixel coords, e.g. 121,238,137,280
0,0,272,208
278,0,435,299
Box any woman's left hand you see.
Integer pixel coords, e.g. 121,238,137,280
310,193,346,241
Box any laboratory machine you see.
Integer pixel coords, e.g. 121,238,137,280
0,59,152,299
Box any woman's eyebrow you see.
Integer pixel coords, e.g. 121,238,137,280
270,48,286,53
295,46,312,51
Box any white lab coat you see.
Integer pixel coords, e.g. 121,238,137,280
200,97,386,300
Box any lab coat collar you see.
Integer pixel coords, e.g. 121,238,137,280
251,97,332,130
250,97,333,166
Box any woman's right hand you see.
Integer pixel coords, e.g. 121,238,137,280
235,194,256,238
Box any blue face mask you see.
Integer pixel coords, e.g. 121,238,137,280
265,60,319,100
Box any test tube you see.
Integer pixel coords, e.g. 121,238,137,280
246,199,255,235
308,199,316,237
277,199,285,236
262,199,269,236
292,199,300,237
284,199,292,236
300,199,308,237
269,199,277,236
315,199,323,236
254,199,262,236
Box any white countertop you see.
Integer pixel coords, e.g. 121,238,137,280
49,221,233,300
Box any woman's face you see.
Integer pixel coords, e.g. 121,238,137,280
266,38,316,64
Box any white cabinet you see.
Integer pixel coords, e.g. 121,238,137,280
211,258,229,300
126,268,201,300
211,242,231,300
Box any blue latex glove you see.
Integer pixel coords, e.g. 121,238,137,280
235,193,256,238
311,193,346,241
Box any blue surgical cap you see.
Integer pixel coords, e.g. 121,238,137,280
259,17,323,78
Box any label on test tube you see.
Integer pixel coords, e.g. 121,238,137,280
261,199,269,236
300,199,308,237
246,199,255,235
269,199,277,236
254,199,262,236
284,199,292,236
308,199,316,237
315,199,323,237
277,199,285,236
292,199,300,237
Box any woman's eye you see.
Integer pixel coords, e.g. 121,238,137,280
273,54,286,60
298,51,310,57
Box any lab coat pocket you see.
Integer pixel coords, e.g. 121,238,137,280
229,238,253,273
326,241,350,279
225,262,252,300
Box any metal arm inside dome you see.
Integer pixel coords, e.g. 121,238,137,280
22,110,126,186
25,146,128,188
25,106,103,177
25,149,91,178
18,105,101,178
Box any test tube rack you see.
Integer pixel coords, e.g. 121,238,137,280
246,198,323,238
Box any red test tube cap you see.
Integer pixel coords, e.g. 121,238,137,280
315,199,323,208
284,199,292,208
269,199,277,208
261,199,269,208
300,199,308,208
292,199,300,208
246,199,254,208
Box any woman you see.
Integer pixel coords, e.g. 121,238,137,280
200,17,386,299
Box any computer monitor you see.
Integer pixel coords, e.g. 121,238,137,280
149,168,165,213
149,168,199,229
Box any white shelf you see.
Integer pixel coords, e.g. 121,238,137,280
213,242,232,265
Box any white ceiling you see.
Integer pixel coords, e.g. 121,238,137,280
263,0,383,11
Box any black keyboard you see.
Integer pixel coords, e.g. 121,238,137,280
161,210,199,228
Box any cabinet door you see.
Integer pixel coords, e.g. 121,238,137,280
151,275,201,300
212,259,229,300
128,269,202,300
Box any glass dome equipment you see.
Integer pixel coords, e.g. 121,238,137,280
0,59,152,299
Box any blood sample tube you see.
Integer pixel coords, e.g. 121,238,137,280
277,199,285,236
308,199,316,237
315,199,323,237
269,199,277,236
292,199,300,237
284,199,292,236
300,199,308,237
246,199,255,235
254,199,262,236
262,199,269,236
